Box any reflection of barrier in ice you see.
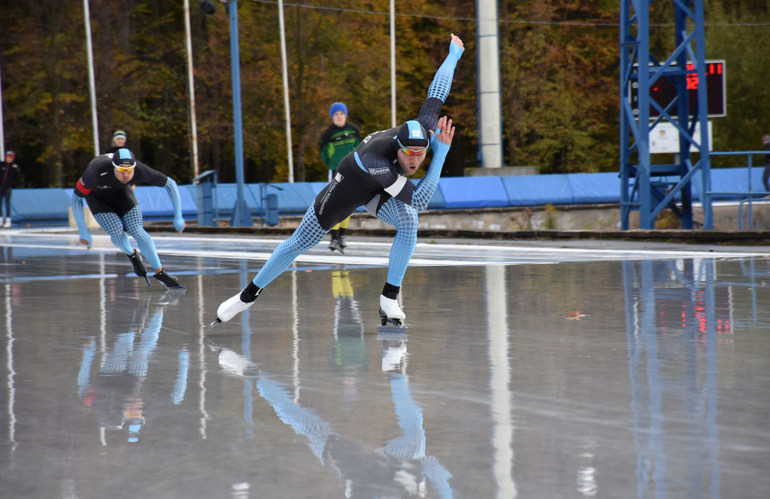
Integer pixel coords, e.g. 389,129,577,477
5,283,17,452
623,259,722,499
484,266,516,499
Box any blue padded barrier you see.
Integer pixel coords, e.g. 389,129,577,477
439,177,509,209
248,183,316,215
501,175,573,206
705,167,767,200
132,186,197,219
8,188,72,222
568,172,621,204
204,183,262,217
427,183,445,210
310,182,328,196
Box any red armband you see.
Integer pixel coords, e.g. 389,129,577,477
76,178,92,196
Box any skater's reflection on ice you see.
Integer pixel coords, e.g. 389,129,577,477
207,319,453,497
77,289,188,444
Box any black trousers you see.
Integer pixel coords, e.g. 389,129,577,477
0,188,11,220
85,187,138,217
763,163,770,192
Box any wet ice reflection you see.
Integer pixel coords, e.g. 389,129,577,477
2,250,770,498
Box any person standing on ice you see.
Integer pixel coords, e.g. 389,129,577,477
216,33,464,325
71,148,186,288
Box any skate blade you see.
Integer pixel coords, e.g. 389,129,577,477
168,283,186,289
209,318,222,327
143,276,151,287
377,325,408,340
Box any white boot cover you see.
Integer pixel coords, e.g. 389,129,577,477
380,295,405,320
217,292,255,323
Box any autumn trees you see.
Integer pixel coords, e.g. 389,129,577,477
0,1,768,187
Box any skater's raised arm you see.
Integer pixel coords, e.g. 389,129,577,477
163,177,185,233
71,192,92,248
416,34,464,133
412,116,455,211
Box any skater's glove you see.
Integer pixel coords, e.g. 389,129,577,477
173,215,185,232
430,130,440,148
449,41,464,58
79,230,92,248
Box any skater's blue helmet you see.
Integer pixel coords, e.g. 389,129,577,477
112,148,136,169
397,120,429,150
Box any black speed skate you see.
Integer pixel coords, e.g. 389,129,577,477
329,237,344,254
379,308,402,327
128,250,151,286
153,269,185,289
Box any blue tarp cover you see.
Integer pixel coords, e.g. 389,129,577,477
568,172,621,204
439,177,509,209
200,184,262,216
249,183,316,215
426,183,445,210
10,167,769,223
133,186,197,218
502,175,573,206
9,188,72,221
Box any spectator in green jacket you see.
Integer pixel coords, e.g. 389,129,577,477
320,103,361,252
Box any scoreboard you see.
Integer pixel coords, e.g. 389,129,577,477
630,60,726,118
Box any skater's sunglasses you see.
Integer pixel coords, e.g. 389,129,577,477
400,146,428,157
113,164,136,172
397,138,429,157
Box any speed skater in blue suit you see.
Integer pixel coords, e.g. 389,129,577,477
215,33,464,326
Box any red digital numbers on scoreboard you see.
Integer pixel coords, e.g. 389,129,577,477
630,60,726,118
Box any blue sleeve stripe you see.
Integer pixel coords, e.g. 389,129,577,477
354,152,368,173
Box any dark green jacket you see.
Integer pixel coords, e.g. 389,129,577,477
320,122,361,170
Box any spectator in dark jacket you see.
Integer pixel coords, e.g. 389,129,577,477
0,151,21,229
762,135,770,192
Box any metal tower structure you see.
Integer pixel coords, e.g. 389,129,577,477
620,0,712,230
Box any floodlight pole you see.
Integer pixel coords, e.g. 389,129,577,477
83,0,100,156
184,0,200,178
278,0,294,183
228,0,252,226
390,0,396,128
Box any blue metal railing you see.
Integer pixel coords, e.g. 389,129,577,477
708,151,769,230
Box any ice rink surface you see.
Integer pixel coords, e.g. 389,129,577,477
1,229,770,498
